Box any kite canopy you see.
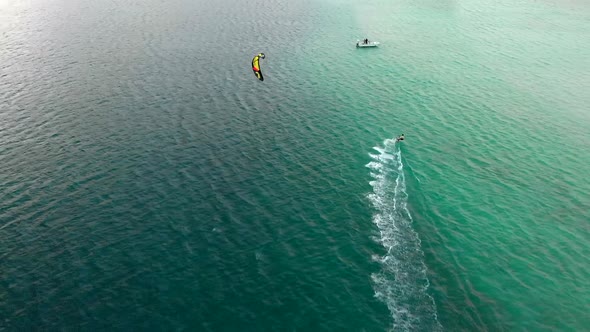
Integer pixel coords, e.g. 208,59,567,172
252,53,265,81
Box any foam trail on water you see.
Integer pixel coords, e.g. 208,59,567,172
367,138,442,332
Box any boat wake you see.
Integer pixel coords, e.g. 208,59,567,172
367,138,442,331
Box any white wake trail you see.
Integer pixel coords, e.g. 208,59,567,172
367,138,442,332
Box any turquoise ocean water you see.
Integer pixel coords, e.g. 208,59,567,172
1,0,589,330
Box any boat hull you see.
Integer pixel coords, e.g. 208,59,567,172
356,41,379,48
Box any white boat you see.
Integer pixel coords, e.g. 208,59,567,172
356,40,379,48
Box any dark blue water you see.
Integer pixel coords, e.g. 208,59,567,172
1,0,392,330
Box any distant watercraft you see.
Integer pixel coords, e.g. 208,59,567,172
356,40,379,48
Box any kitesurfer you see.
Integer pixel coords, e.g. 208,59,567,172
396,134,405,142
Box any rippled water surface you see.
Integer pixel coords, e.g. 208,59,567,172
1,0,589,330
